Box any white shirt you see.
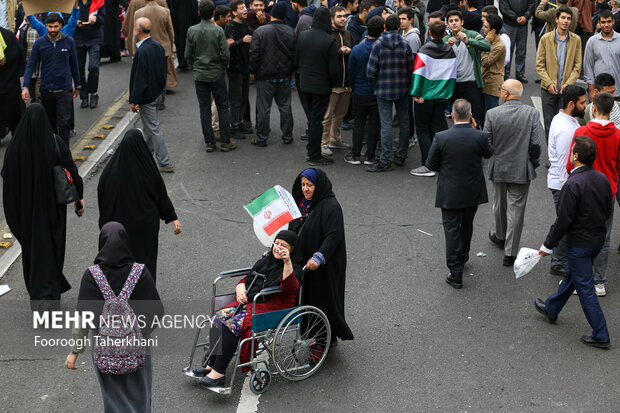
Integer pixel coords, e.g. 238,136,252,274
500,33,511,67
136,36,151,49
547,111,580,190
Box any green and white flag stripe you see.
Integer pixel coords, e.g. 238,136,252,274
244,185,301,237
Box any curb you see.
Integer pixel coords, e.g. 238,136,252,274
0,110,138,283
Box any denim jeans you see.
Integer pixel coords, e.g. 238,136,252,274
593,202,614,284
255,79,293,143
481,93,499,130
414,98,448,166
351,94,379,158
377,96,409,164
545,246,609,340
76,43,100,98
40,89,73,147
550,189,567,273
195,75,231,144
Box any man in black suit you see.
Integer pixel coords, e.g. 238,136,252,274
129,17,174,172
426,99,494,288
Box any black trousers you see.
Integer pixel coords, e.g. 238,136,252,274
40,89,73,147
415,98,448,166
207,323,239,374
351,94,379,158
300,92,331,160
441,206,478,281
228,72,251,127
451,81,484,129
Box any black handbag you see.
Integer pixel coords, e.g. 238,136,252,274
52,135,79,205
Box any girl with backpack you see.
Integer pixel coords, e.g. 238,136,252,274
65,222,164,413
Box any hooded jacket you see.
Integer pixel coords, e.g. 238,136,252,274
295,5,316,35
443,28,490,89
402,27,421,54
23,32,81,90
332,26,354,88
366,30,414,100
567,121,620,197
296,7,339,94
348,37,378,96
345,14,366,44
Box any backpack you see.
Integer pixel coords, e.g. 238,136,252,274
90,263,146,375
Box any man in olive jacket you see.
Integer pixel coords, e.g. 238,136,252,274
444,10,490,127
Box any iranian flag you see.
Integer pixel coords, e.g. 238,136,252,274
244,186,301,238
89,0,105,17
410,49,457,100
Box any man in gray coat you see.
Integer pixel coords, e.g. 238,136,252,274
484,79,542,266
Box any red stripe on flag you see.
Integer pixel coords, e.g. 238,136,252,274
413,54,426,72
89,0,105,15
263,211,294,236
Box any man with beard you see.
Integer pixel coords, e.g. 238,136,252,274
246,0,271,30
546,85,586,276
583,8,620,102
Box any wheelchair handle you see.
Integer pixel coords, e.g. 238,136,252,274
251,271,267,280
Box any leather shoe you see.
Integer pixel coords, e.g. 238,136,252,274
89,94,98,109
549,267,565,276
503,255,516,266
80,98,89,108
580,335,610,350
488,230,505,248
516,76,528,84
199,375,225,388
534,298,557,323
445,275,463,289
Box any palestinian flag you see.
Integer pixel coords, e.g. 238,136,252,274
410,47,457,100
244,185,301,238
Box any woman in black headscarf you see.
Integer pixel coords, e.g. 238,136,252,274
65,221,164,413
291,168,354,344
0,27,26,139
2,103,84,310
97,129,181,282
193,230,302,388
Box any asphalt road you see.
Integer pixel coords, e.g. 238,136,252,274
0,29,619,413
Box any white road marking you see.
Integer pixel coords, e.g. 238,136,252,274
530,95,546,127
236,374,261,413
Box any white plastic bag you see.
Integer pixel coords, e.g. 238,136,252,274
514,247,542,278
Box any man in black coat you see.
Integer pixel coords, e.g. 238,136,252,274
426,99,494,289
75,0,105,109
536,136,612,349
129,17,174,172
296,7,339,165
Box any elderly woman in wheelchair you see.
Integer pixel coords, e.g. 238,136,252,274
184,229,332,394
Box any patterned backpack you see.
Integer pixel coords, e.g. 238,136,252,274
90,263,146,375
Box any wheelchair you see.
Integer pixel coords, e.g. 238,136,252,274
182,267,331,395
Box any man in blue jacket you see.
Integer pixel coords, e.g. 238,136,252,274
536,136,612,349
344,16,384,165
22,13,81,147
75,0,105,109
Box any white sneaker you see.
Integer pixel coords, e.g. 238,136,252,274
328,141,351,150
410,165,436,177
409,137,417,148
321,146,333,156
595,283,606,297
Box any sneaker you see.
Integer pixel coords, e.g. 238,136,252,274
220,141,237,152
393,156,405,167
328,141,351,150
251,138,267,147
410,165,436,177
409,137,417,148
364,155,376,165
445,109,451,118
321,146,333,156
595,283,606,297
308,156,334,166
89,93,99,109
282,137,293,144
80,98,89,108
366,162,392,172
159,165,174,173
300,132,309,141
344,154,361,165
205,142,216,152
341,121,351,131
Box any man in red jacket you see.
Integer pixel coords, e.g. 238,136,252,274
567,92,620,297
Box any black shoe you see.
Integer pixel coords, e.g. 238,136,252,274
80,98,89,108
300,133,309,141
192,367,211,377
503,255,516,266
205,142,216,152
199,375,225,388
580,335,611,349
232,125,253,134
251,138,267,147
488,230,505,249
516,76,528,84
535,78,541,84
392,156,405,167
549,267,565,276
534,298,557,323
282,137,293,144
308,156,334,166
445,275,463,289
366,162,392,172
89,94,98,109
157,103,166,111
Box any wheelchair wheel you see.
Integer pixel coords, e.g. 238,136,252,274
250,368,272,394
271,306,331,381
